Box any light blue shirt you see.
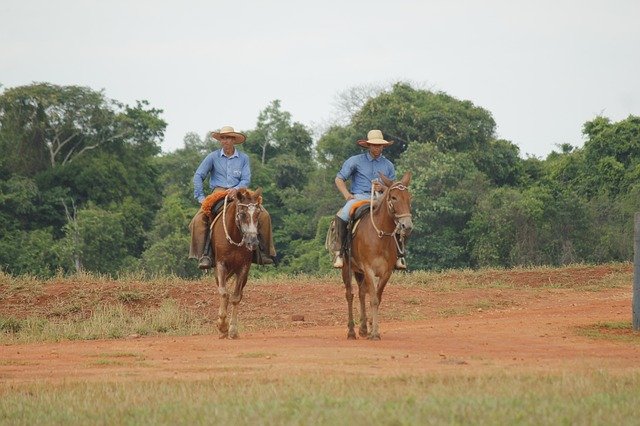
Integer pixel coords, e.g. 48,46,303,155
336,152,396,194
193,148,251,203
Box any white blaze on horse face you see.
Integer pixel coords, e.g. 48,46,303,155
238,203,260,250
244,204,259,235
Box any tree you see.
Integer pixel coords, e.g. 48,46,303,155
62,204,130,275
247,100,288,165
472,139,525,187
0,83,165,174
467,185,592,267
580,115,640,196
397,144,489,270
331,83,385,125
351,82,496,161
315,125,361,171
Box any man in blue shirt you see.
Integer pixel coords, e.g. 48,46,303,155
189,126,275,269
332,129,406,269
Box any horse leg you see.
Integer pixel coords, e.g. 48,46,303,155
355,272,368,337
229,266,250,339
368,272,392,340
216,265,229,338
342,264,356,339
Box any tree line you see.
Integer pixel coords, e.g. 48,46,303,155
1,82,639,277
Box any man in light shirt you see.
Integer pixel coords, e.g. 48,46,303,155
332,129,406,270
189,126,276,269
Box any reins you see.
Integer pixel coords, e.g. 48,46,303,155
368,182,412,253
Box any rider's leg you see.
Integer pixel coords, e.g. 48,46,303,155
333,196,364,268
257,209,276,265
189,210,212,269
332,216,348,268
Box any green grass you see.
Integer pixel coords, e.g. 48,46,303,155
1,372,639,425
576,321,640,344
0,300,210,344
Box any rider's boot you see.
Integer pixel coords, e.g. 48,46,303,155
333,217,348,268
198,226,213,270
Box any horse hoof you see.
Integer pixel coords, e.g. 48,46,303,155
358,329,368,337
218,333,228,339
347,332,357,340
368,334,381,341
228,333,239,340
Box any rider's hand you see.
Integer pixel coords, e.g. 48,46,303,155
227,188,238,199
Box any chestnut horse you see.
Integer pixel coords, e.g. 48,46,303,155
342,172,413,340
210,188,263,339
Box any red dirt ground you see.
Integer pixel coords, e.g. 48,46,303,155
1,265,639,384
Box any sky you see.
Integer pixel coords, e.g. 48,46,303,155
1,0,639,158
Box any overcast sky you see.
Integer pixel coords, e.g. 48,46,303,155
2,0,639,158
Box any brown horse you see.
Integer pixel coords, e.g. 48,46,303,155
342,172,413,340
210,188,263,339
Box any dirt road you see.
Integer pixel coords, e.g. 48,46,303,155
2,270,638,383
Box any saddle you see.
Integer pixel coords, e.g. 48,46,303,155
349,200,370,221
202,189,271,266
201,190,230,220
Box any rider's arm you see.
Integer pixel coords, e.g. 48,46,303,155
335,177,354,201
193,154,214,203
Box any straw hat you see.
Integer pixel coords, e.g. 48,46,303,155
357,129,393,148
211,126,246,144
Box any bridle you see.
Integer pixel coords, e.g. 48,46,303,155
369,182,412,253
222,194,261,247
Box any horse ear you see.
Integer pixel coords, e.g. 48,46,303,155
254,187,263,205
379,173,393,187
401,171,412,186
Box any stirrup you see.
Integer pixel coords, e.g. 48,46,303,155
333,252,343,268
198,255,212,270
395,257,407,270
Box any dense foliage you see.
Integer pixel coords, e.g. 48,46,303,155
1,82,639,277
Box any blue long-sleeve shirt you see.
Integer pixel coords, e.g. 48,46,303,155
336,152,396,194
193,148,251,203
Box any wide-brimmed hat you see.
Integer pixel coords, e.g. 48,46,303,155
357,129,393,148
211,126,246,144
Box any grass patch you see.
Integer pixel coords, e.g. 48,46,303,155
0,300,210,344
1,372,640,425
117,291,144,303
576,321,640,343
438,307,470,317
237,352,276,359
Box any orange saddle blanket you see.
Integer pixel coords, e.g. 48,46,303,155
201,190,230,220
349,200,370,218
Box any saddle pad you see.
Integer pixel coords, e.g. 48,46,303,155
202,190,230,219
349,200,370,218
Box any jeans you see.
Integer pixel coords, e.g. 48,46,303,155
337,193,373,222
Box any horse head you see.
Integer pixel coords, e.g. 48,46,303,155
234,188,263,251
379,172,413,237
